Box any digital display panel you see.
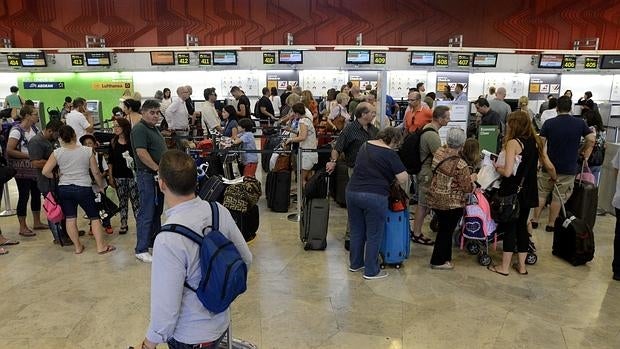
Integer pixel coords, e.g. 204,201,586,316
472,53,497,67
150,52,175,66
85,52,111,66
212,51,237,65
410,51,435,66
278,50,303,64
346,50,371,64
538,54,564,68
19,52,47,67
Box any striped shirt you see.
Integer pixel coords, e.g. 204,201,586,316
334,120,379,168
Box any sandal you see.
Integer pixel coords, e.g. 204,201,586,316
0,247,8,255
97,245,116,255
32,224,48,230
74,245,85,255
512,263,528,275
18,230,36,237
0,239,20,246
119,226,128,235
530,220,539,229
411,233,434,245
487,265,509,276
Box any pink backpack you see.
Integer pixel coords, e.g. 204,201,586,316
43,192,64,224
461,189,497,249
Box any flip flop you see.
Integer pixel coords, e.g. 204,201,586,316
411,233,434,246
0,239,20,246
97,245,116,255
487,265,509,276
512,263,528,275
0,247,8,255
32,224,48,230
18,230,36,237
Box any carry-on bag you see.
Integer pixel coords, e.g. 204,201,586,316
198,175,226,202
379,208,411,268
230,204,259,242
566,166,598,229
300,177,330,250
552,184,595,266
262,134,282,172
329,160,348,207
266,171,291,212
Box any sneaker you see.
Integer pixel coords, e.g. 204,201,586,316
348,266,364,272
363,270,389,280
105,226,114,235
135,252,153,263
430,262,454,270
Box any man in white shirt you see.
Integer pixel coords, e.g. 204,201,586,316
65,97,93,140
453,83,468,103
165,86,190,149
199,88,222,136
139,150,251,349
488,87,512,127
540,97,558,126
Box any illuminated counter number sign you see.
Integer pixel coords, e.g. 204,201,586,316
562,56,576,69
263,52,276,65
457,55,470,67
7,55,20,67
198,53,212,65
373,53,386,64
584,57,598,69
71,54,84,66
435,53,449,66
176,53,190,65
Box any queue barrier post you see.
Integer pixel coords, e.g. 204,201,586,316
0,182,17,217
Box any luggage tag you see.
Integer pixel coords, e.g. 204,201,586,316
562,216,576,229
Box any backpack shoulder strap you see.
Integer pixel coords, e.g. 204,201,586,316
432,155,461,174
209,201,220,232
160,223,203,245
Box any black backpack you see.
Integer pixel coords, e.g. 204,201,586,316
398,127,437,175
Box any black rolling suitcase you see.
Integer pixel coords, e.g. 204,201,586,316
565,178,598,229
262,134,282,172
230,205,259,242
330,160,348,207
552,185,595,266
266,171,291,212
300,177,330,251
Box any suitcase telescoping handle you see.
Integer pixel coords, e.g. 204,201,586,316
553,184,567,218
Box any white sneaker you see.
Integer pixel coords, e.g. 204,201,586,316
135,252,153,263
363,270,389,280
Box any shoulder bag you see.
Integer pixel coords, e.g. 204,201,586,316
490,140,528,223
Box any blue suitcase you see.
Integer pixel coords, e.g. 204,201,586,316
380,209,411,268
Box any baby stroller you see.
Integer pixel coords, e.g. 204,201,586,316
462,189,538,266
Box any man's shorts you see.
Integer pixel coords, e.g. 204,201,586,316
417,174,431,207
537,172,574,203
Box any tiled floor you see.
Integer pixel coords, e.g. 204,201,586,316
0,178,619,349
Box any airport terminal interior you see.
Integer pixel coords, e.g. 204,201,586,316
1,1,620,348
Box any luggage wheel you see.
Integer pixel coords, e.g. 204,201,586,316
478,253,492,266
466,241,480,255
526,252,538,265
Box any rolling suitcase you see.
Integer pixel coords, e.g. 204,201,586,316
380,208,411,268
266,171,291,212
300,178,330,250
565,178,598,229
198,175,226,202
262,134,282,172
230,205,260,242
552,185,595,266
330,160,348,207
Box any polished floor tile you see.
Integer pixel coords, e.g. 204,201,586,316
0,179,619,348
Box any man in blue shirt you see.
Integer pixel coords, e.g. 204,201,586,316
532,96,595,231
139,150,252,349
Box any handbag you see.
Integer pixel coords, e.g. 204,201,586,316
43,191,64,224
99,192,120,219
576,161,596,185
490,139,528,223
7,158,37,179
0,158,17,185
326,106,346,132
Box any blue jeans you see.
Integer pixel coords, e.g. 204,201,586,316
57,185,99,219
591,165,601,185
346,190,388,277
135,170,164,254
167,331,225,349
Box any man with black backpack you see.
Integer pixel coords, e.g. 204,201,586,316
411,106,451,245
139,150,252,349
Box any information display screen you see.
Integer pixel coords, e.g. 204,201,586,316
7,54,20,67
562,56,576,69
176,53,190,65
472,53,497,67
435,53,449,66
346,50,371,64
410,51,435,66
457,55,470,67
85,52,111,66
278,50,303,64
212,51,237,65
150,52,175,66
20,52,47,67
538,54,564,68
601,55,620,69
373,52,386,64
